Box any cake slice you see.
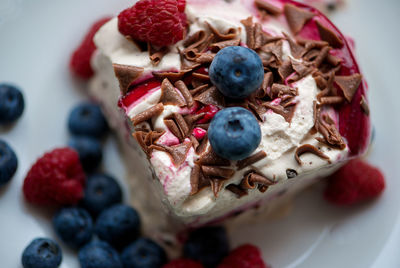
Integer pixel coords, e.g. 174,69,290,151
89,0,370,227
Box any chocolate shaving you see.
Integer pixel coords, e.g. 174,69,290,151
314,74,327,89
160,78,186,106
175,80,194,107
255,72,273,98
150,141,192,167
197,147,231,167
226,184,248,198
284,4,315,34
295,144,330,165
210,179,226,197
172,113,190,138
360,95,370,116
132,103,164,126
184,30,207,48
326,54,342,66
153,71,187,84
283,33,304,59
133,130,165,156
278,60,294,80
148,44,169,66
260,40,283,63
270,84,297,99
237,151,267,170
184,113,205,130
320,96,344,105
164,119,183,141
241,17,256,49
205,22,238,41
241,171,275,192
202,166,235,179
194,86,225,107
255,0,282,15
313,46,331,67
195,53,215,64
316,21,344,48
263,102,296,123
189,135,200,150
190,84,209,96
190,164,211,195
334,74,362,102
248,102,268,121
315,108,346,149
113,64,144,94
210,39,241,53
291,60,312,77
196,134,209,155
192,73,210,81
196,123,210,130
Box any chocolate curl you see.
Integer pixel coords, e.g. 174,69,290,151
175,80,194,107
334,74,362,102
210,179,226,197
236,151,267,170
113,64,144,94
295,144,330,165
278,60,294,81
184,113,204,130
315,113,346,149
270,84,297,99
240,171,275,193
360,96,370,116
149,141,192,167
148,43,169,66
284,4,315,34
283,33,304,59
241,17,255,49
183,30,207,48
226,184,248,198
320,96,344,105
313,46,331,67
160,78,187,106
195,53,215,64
201,166,235,179
210,39,241,53
194,86,225,108
255,0,282,15
262,102,296,123
196,146,231,167
205,22,239,41
132,103,164,126
255,72,273,99
248,102,268,122
133,130,165,156
316,21,344,48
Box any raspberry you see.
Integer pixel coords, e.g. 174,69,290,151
163,259,204,268
324,159,385,206
23,148,86,206
118,0,187,47
70,17,111,79
218,244,269,268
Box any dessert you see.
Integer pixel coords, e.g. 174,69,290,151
89,0,370,227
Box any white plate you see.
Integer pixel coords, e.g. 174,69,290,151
0,0,399,267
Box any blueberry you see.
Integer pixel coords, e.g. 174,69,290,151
183,226,229,267
22,238,62,268
81,173,123,216
0,84,25,124
208,107,261,160
95,204,141,249
68,102,108,138
53,207,93,249
209,46,264,99
0,140,18,186
78,240,122,268
68,136,102,171
121,238,167,268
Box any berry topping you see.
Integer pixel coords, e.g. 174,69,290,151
95,204,141,249
208,107,261,161
68,102,108,138
22,238,62,268
163,259,204,268
68,136,103,172
70,17,111,79
23,148,86,206
324,159,385,206
183,226,230,267
196,104,219,124
53,207,93,249
0,140,18,186
118,0,187,47
81,173,123,217
78,241,122,268
218,244,268,268
0,84,24,124
209,46,264,99
121,238,167,268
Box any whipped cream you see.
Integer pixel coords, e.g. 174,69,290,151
91,0,349,225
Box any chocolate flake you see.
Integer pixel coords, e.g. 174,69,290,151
226,184,248,198
286,169,298,179
190,164,211,195
278,60,294,80
196,134,209,155
175,80,194,107
202,166,235,179
195,53,216,64
133,130,165,156
241,171,275,191
270,84,297,99
189,135,200,150
197,147,231,167
153,71,187,84
148,44,169,66
255,0,282,15
150,141,192,167
190,84,209,96
360,95,370,116
132,103,164,126
205,22,239,41
184,30,207,48
284,4,315,34
210,179,226,197
283,33,304,59
194,86,225,107
320,96,344,105
241,17,256,49
237,151,267,170
210,39,241,53
263,102,296,123
192,73,210,81
334,74,362,102
316,21,344,48
184,113,204,130
248,102,267,121
164,119,183,141
295,144,330,165
160,78,186,106
113,64,144,94
255,72,273,98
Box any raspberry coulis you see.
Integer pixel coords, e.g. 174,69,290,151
119,79,161,109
